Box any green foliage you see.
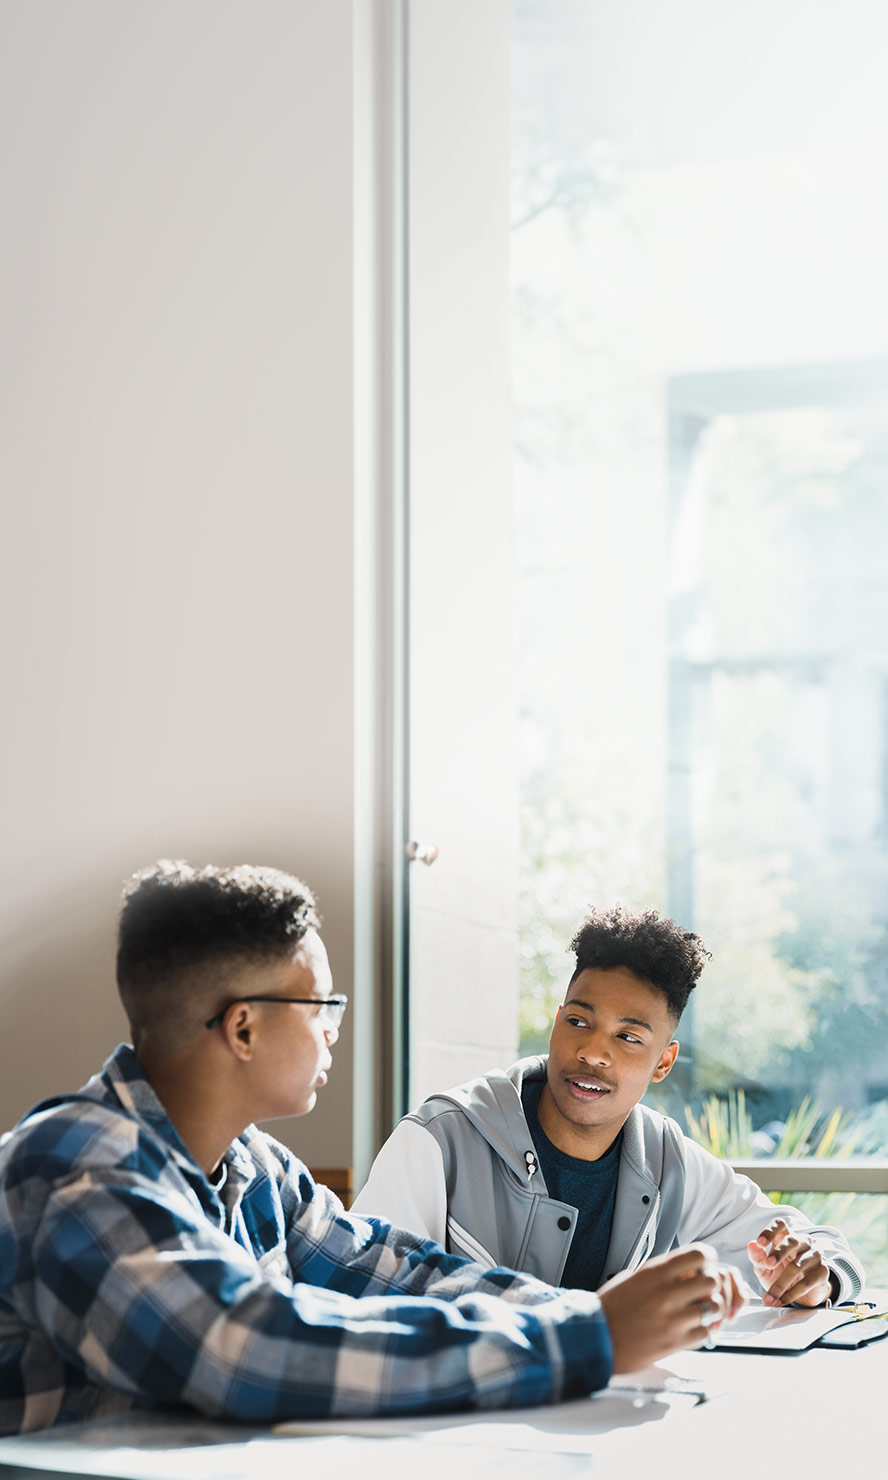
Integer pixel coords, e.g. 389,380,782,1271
684,1088,755,1160
683,1090,880,1161
683,1091,888,1284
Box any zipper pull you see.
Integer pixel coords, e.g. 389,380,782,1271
524,1149,538,1180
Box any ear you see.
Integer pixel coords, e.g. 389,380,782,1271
220,1003,256,1062
650,1038,679,1083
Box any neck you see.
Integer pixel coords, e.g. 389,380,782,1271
137,1045,248,1176
537,1083,627,1161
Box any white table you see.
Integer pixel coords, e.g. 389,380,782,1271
0,1320,884,1480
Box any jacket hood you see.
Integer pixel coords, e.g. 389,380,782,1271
419,1055,550,1182
416,1054,658,1190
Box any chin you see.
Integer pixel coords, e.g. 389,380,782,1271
262,1096,315,1121
562,1097,618,1124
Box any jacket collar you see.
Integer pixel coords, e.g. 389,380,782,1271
427,1053,655,1183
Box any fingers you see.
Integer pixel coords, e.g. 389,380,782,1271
689,1298,720,1349
599,1244,742,1373
714,1267,746,1322
748,1218,791,1266
654,1244,729,1324
599,1245,720,1314
762,1248,832,1308
747,1223,833,1308
656,1242,720,1277
674,1270,740,1344
665,1271,727,1323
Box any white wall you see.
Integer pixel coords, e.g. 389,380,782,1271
0,0,362,1167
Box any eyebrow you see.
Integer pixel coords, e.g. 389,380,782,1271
563,998,655,1034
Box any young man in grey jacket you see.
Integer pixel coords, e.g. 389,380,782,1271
354,905,864,1308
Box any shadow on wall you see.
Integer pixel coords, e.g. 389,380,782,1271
0,871,129,1131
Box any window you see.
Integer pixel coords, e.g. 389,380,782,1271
512,0,888,1278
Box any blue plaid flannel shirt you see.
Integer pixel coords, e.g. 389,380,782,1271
0,1045,612,1433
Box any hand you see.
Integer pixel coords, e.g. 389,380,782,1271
713,1264,746,1323
747,1218,834,1308
599,1244,741,1373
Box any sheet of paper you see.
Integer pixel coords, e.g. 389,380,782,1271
710,1301,882,1351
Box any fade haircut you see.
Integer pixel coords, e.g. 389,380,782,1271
568,904,709,1025
117,860,320,1038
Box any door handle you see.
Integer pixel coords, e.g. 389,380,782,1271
405,841,440,866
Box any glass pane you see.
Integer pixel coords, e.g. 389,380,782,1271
512,0,888,1217
765,1193,888,1287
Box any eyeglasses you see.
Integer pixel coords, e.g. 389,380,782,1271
205,995,348,1033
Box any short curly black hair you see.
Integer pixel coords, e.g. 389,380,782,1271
117,860,320,1036
568,904,709,1024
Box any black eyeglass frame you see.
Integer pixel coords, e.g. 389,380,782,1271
205,995,348,1031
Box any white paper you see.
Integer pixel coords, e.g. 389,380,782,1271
709,1300,876,1351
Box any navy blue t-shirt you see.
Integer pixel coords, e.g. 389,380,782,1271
522,1078,622,1291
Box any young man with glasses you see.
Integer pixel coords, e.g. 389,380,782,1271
0,863,738,1436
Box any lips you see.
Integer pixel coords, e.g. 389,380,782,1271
565,1075,613,1100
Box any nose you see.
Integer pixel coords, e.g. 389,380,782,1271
576,1028,611,1067
323,1022,339,1045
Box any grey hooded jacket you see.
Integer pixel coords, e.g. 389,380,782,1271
353,1056,864,1299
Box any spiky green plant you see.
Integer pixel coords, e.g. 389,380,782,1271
683,1091,879,1161
682,1091,887,1283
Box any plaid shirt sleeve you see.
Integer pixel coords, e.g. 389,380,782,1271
2,1102,612,1431
268,1135,582,1307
